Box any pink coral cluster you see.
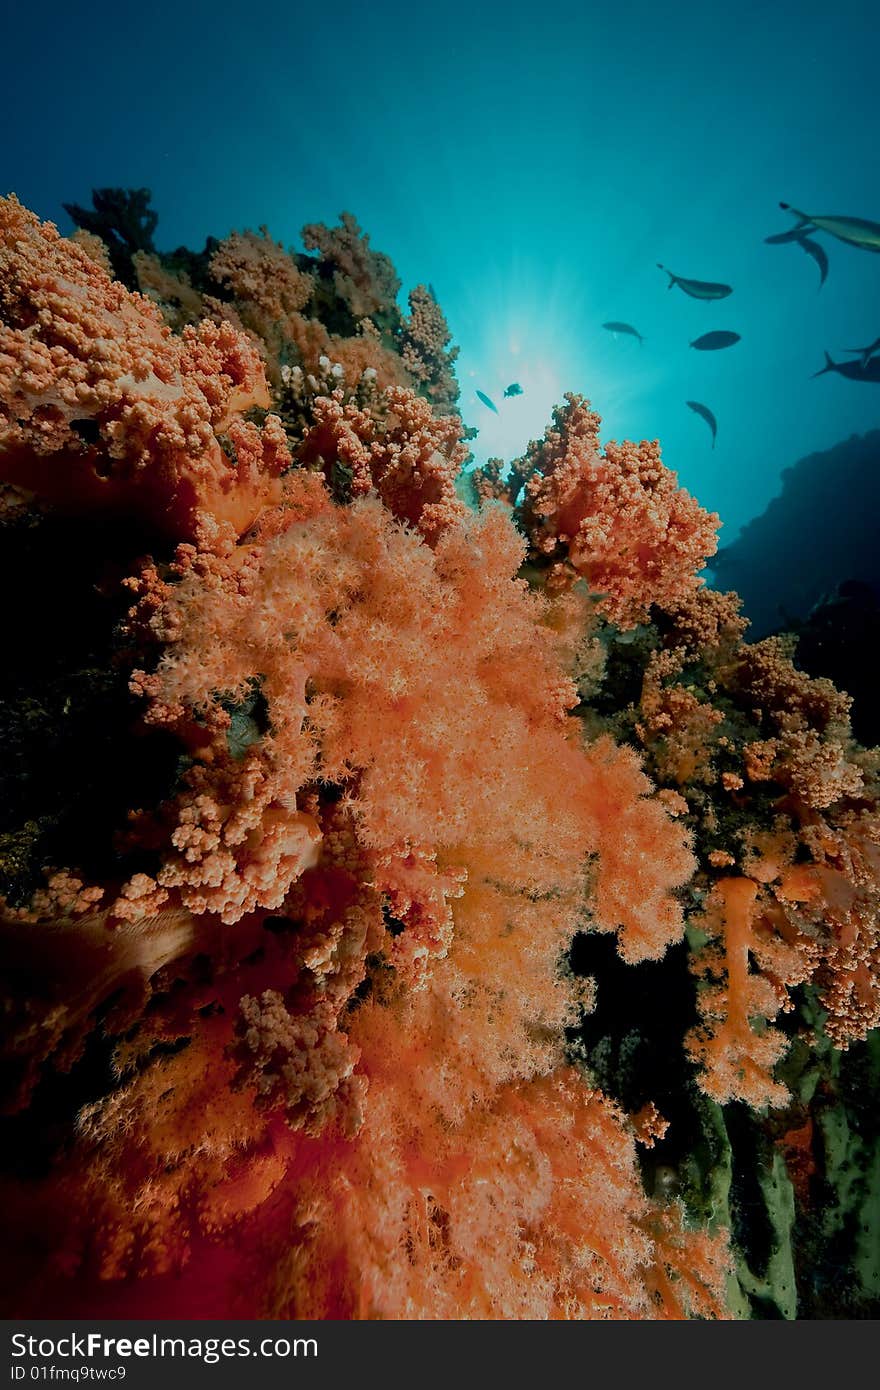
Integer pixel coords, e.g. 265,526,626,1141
398,284,460,413
301,211,401,323
514,393,720,627
210,228,314,323
297,383,469,541
0,195,287,540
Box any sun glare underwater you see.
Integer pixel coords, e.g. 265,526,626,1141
1,0,879,1322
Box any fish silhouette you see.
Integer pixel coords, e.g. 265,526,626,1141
798,236,829,289
657,264,732,300
765,227,829,287
780,203,880,253
686,399,717,448
602,321,644,345
842,336,880,369
503,382,523,397
813,351,880,382
690,331,741,351
764,228,812,245
476,389,499,414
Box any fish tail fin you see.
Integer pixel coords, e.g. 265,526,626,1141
780,201,812,230
657,263,674,287
812,351,836,378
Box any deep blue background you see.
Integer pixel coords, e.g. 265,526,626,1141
4,0,879,544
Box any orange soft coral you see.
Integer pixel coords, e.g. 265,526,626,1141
2,481,702,1316
661,586,749,659
262,1068,727,1319
686,876,796,1107
297,383,469,542
117,493,695,1166
765,811,880,1047
120,497,614,921
2,194,743,1321
685,817,880,1103
279,319,414,399
133,250,206,329
208,228,315,379
210,229,314,323
577,737,696,962
608,560,880,1106
725,635,863,809
636,648,725,786
0,196,285,539
301,211,401,323
398,284,460,413
511,393,720,627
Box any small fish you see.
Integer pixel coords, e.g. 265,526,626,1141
813,351,880,382
842,335,880,369
690,330,741,351
428,282,438,301
602,321,644,345
476,389,499,414
657,264,732,300
503,382,523,397
780,202,880,253
686,399,717,448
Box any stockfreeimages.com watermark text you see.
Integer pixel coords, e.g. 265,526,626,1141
11,1332,317,1371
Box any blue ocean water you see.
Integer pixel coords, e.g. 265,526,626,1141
5,0,878,550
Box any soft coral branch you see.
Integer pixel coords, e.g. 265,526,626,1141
497,393,719,628
0,196,286,539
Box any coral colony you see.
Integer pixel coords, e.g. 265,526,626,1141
0,191,877,1319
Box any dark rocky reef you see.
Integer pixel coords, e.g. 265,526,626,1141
710,431,880,639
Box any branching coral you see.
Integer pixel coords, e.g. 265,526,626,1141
62,187,158,287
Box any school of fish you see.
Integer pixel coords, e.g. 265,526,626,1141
587,199,880,449
473,199,878,448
